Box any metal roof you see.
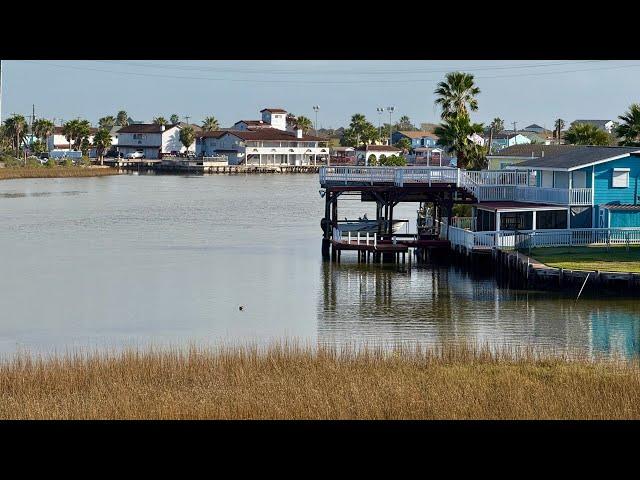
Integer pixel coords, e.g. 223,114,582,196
513,146,640,170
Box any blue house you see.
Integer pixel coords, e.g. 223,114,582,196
471,146,640,232
391,131,439,149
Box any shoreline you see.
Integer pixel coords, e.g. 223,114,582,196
0,166,120,181
1,342,638,420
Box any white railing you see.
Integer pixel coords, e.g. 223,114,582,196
319,167,593,206
449,217,475,230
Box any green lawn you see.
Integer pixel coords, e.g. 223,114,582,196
529,246,640,273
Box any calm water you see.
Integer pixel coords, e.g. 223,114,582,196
0,173,639,358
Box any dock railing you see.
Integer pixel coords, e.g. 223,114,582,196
320,166,593,206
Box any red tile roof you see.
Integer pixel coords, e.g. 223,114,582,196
355,145,402,152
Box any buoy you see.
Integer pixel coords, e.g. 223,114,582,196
239,305,244,311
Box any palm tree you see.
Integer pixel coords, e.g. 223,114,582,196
153,117,168,125
116,111,129,126
616,104,640,146
92,129,112,166
73,120,92,150
4,114,29,157
179,126,196,153
434,72,481,120
434,114,484,169
564,123,609,146
62,120,77,150
202,116,219,131
295,116,313,134
554,118,565,144
32,118,55,151
170,114,180,125
99,116,116,129
396,115,415,131
490,118,504,133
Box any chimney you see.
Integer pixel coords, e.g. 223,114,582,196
296,128,302,139
160,124,165,132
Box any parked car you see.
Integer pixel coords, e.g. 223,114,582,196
39,152,50,160
126,151,145,159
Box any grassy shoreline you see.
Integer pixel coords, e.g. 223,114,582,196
0,166,119,180
530,246,640,273
1,343,638,419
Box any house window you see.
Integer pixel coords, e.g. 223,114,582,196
133,134,145,140
612,168,630,188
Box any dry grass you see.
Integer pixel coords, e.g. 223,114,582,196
0,166,119,180
1,342,639,420
530,246,640,273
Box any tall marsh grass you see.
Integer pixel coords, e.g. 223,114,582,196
0,341,638,419
0,166,117,180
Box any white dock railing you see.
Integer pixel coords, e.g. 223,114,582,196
320,166,592,206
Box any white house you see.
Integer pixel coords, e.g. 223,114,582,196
355,145,402,165
197,128,329,165
47,126,99,151
116,124,196,159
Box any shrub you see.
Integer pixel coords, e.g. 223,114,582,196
80,156,91,166
25,157,42,168
62,158,74,167
1,155,21,167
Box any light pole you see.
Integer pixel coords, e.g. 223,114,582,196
312,105,320,135
386,106,395,146
376,107,384,144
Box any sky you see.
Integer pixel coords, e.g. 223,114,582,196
2,60,640,129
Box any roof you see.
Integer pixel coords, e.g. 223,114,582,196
53,126,99,135
355,145,402,152
199,130,232,139
209,130,327,142
492,132,528,139
524,124,544,130
260,108,287,114
395,130,438,140
601,204,640,211
117,124,178,134
488,144,577,158
235,120,267,126
332,146,355,152
513,146,640,170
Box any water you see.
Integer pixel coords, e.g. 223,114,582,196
0,173,639,358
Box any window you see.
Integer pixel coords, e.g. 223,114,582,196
612,168,630,188
133,134,145,140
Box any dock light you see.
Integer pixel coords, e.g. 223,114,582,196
319,189,326,198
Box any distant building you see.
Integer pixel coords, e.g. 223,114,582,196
489,132,531,152
391,131,439,149
116,123,195,159
522,124,546,134
571,119,616,134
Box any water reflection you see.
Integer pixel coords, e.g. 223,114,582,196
318,259,640,358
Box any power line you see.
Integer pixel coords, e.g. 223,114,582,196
87,59,603,75
17,60,640,85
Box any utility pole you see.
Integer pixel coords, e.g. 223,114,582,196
313,105,319,135
376,107,384,144
512,121,518,134
184,115,190,125
387,106,395,146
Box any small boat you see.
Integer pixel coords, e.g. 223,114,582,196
321,215,408,234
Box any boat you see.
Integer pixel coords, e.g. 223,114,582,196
321,215,408,234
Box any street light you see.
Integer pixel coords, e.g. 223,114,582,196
312,105,320,134
376,107,384,143
386,106,395,146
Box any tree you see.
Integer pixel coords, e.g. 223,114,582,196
92,128,112,165
379,154,407,166
202,116,219,132
80,137,92,157
394,137,412,153
32,118,55,151
340,114,379,147
434,72,481,120
170,114,180,124
616,104,640,146
153,117,168,125
98,116,116,129
295,116,313,133
179,126,196,152
490,118,504,133
465,143,489,170
62,119,77,150
116,111,129,126
564,123,610,146
554,118,565,144
396,115,416,131
434,114,484,169
3,114,29,157
62,119,92,151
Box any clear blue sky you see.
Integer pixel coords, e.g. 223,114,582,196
3,60,640,129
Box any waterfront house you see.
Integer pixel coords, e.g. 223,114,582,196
470,146,640,232
47,126,99,151
116,123,196,159
571,119,616,134
196,128,329,165
391,131,439,149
